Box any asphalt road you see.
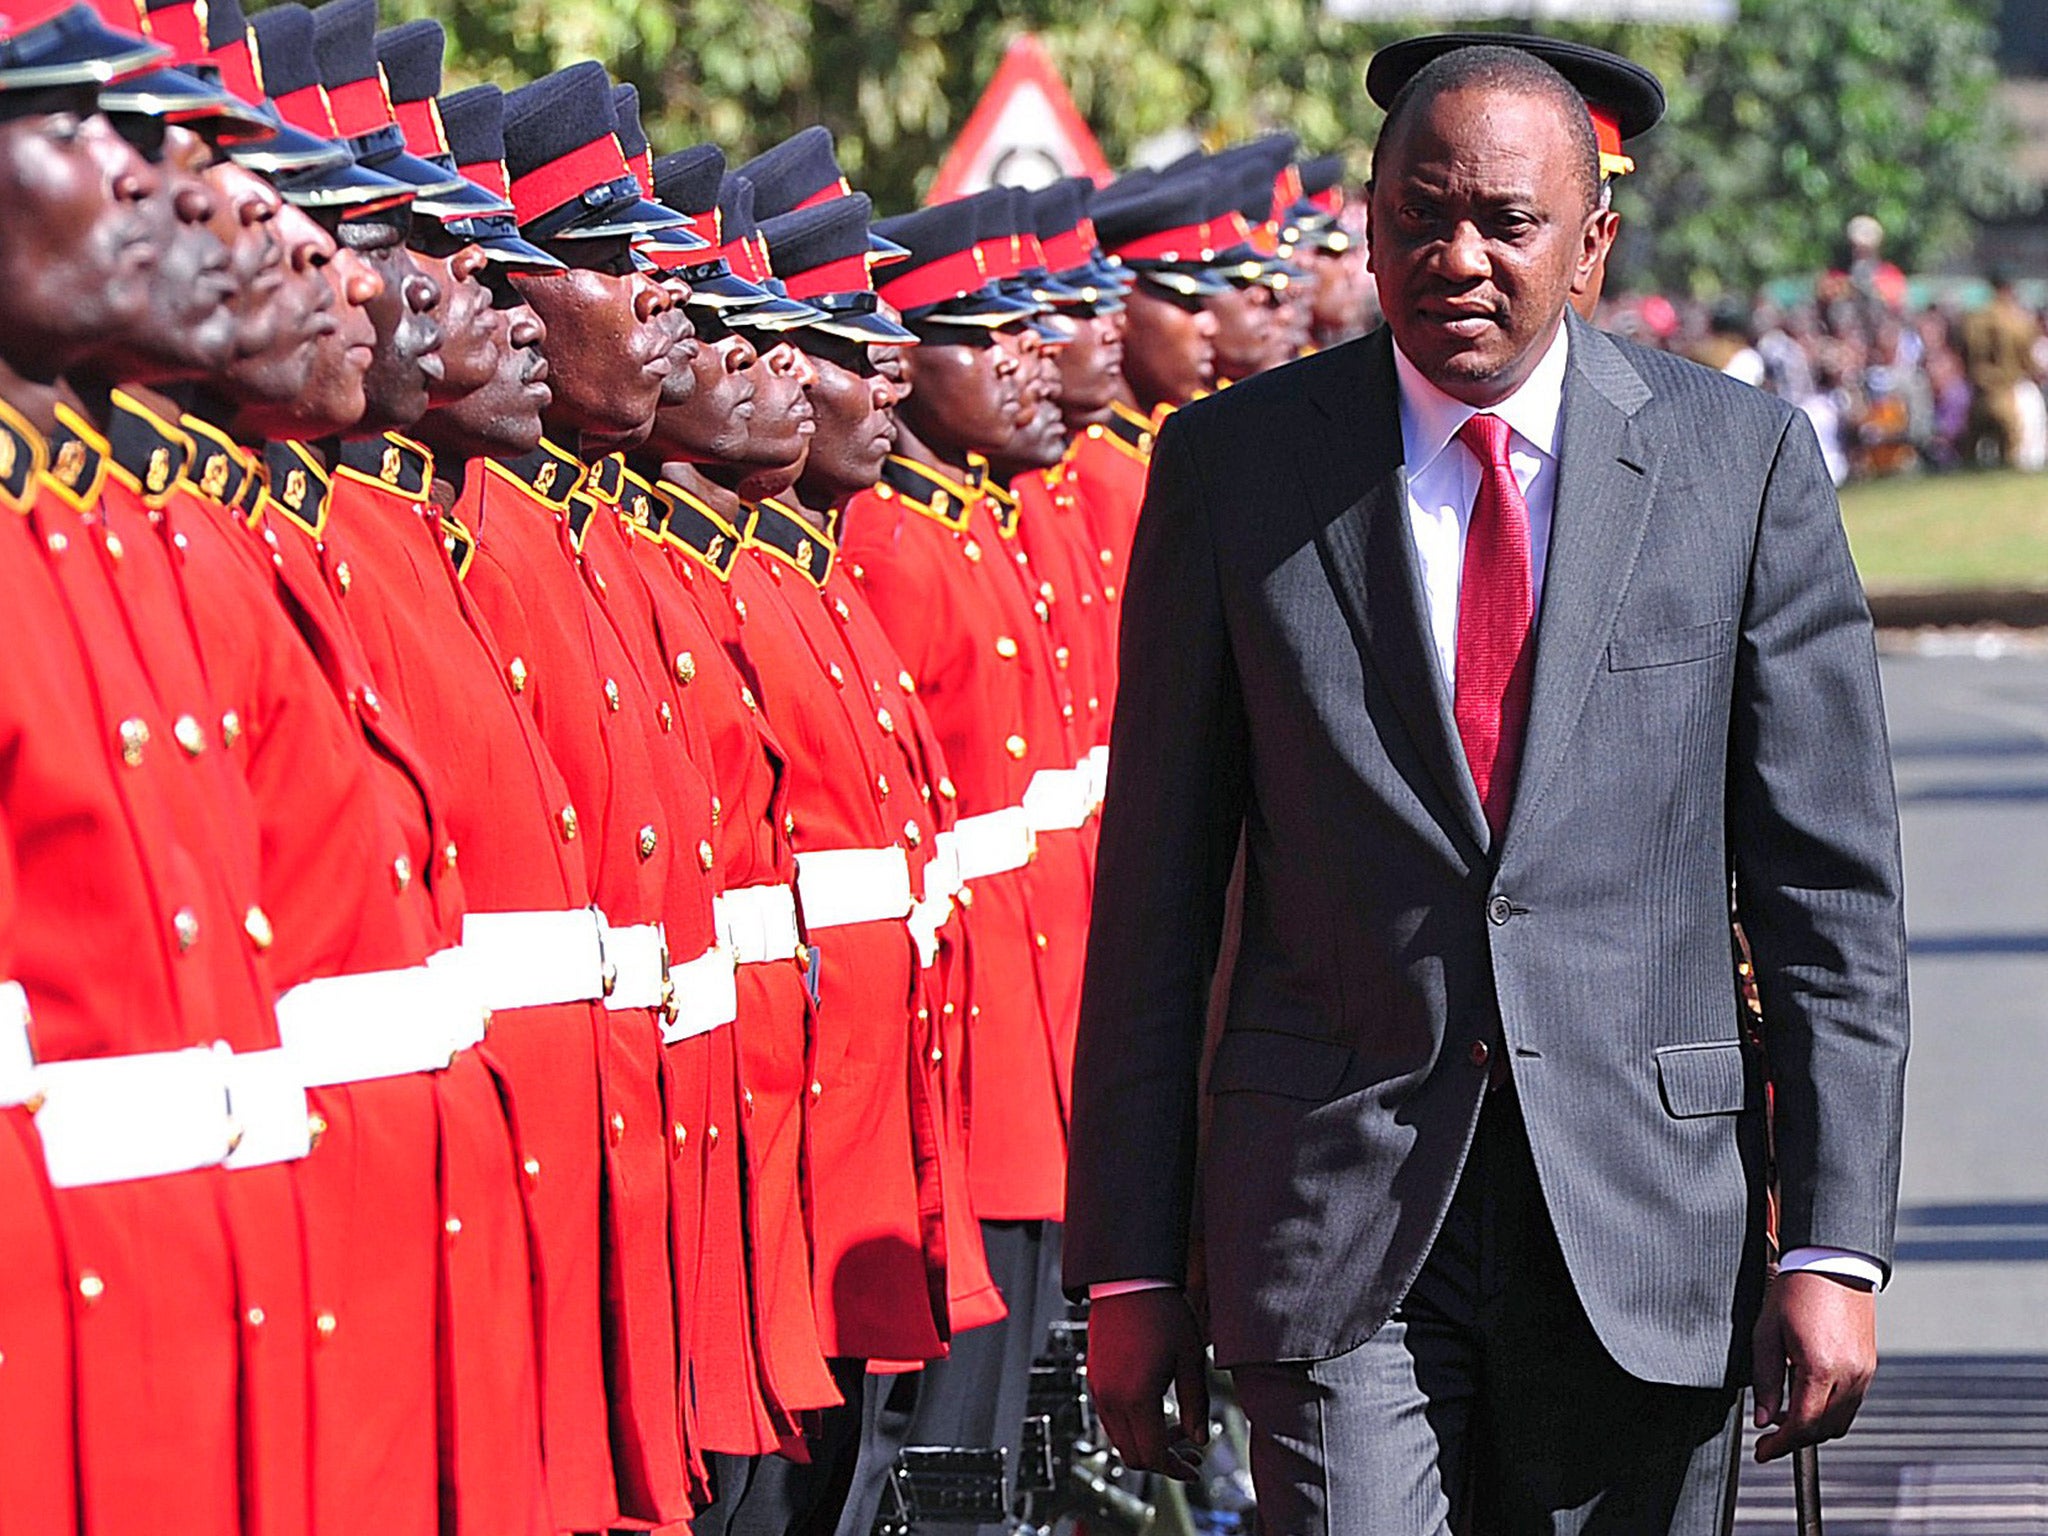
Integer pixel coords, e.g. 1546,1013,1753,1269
1872,638,2048,1358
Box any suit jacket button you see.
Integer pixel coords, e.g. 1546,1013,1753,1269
1487,895,1513,926
1469,1040,1491,1068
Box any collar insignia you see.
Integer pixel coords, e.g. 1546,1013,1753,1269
335,433,432,499
656,480,742,579
495,437,583,510
263,440,332,537
743,498,835,588
43,406,109,512
0,398,46,513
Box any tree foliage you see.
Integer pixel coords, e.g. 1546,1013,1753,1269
359,0,2016,294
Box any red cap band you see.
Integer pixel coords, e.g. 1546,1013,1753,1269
143,0,205,63
273,81,334,137
629,147,653,197
1039,223,1088,272
209,34,260,101
782,251,872,301
1112,217,1213,263
720,236,763,283
1590,105,1623,160
878,245,990,312
3,0,83,37
792,176,852,212
459,156,511,201
325,73,392,139
394,95,448,158
510,131,631,227
975,233,1023,283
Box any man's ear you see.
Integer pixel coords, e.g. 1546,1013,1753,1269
1362,181,1377,277
1574,207,1620,296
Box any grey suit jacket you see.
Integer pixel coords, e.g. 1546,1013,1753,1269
1063,314,1909,1387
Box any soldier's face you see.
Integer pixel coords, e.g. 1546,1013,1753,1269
1366,85,1606,406
1203,280,1277,383
735,339,816,474
994,327,1066,472
1273,274,1315,361
514,250,672,449
797,346,899,504
901,333,1019,456
417,287,551,458
648,331,757,463
98,122,236,382
0,96,162,376
408,244,496,405
1121,284,1216,409
217,202,354,434
204,162,288,360
1052,310,1126,426
655,276,700,406
284,229,383,438
345,221,444,432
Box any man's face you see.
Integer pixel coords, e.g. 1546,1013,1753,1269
346,219,444,432
725,339,815,501
1204,279,1278,382
1051,309,1126,426
1366,85,1606,405
1121,284,1216,410
0,98,161,375
995,326,1067,472
218,203,363,436
98,122,234,380
901,331,1020,456
650,330,757,463
798,343,903,503
417,282,552,458
204,161,288,360
514,247,672,449
654,275,700,406
266,221,382,438
1272,273,1315,361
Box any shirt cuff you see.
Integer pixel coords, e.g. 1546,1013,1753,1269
1088,1278,1179,1300
1778,1246,1885,1289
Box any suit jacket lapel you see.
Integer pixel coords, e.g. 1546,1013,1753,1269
1303,330,1490,859
1503,314,1660,850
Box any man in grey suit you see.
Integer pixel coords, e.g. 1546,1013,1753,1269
1064,40,1909,1535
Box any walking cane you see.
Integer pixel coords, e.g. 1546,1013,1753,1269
1734,920,1824,1536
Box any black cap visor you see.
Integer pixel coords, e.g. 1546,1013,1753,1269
0,9,164,92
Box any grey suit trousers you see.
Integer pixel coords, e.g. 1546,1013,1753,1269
1233,1089,1743,1536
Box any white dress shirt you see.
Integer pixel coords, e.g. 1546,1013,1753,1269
1091,322,1880,1299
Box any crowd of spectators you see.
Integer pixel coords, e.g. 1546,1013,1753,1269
1594,217,2048,486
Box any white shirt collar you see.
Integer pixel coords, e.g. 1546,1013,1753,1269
1392,318,1572,474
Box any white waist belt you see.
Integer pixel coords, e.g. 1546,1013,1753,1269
925,832,963,903
795,846,914,930
951,807,1035,882
717,885,801,965
0,982,36,1109
458,908,607,1011
662,943,738,1043
600,920,669,1012
34,1046,236,1188
277,964,474,1087
221,1047,312,1169
908,893,952,971
1023,766,1095,834
1086,745,1109,811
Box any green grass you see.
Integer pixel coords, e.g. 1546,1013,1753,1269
1839,470,2048,591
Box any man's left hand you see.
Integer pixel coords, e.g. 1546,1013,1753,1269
1751,1268,1878,1462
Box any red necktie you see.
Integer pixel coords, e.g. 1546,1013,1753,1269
1452,413,1535,840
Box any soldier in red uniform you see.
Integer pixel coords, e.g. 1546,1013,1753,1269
835,195,1094,1525
0,14,315,1533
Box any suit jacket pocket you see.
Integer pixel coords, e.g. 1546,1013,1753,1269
1606,618,1736,671
1207,1029,1353,1101
1654,1040,1752,1118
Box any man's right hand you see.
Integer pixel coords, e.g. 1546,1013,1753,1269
1087,1286,1211,1482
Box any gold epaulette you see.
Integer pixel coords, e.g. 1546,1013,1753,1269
107,390,194,507
490,437,582,510
875,454,976,532
181,414,267,524
743,498,835,587
43,405,110,513
656,480,741,579
334,432,432,500
0,397,46,514
262,439,332,536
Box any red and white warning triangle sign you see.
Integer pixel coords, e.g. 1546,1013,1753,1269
927,34,1112,204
